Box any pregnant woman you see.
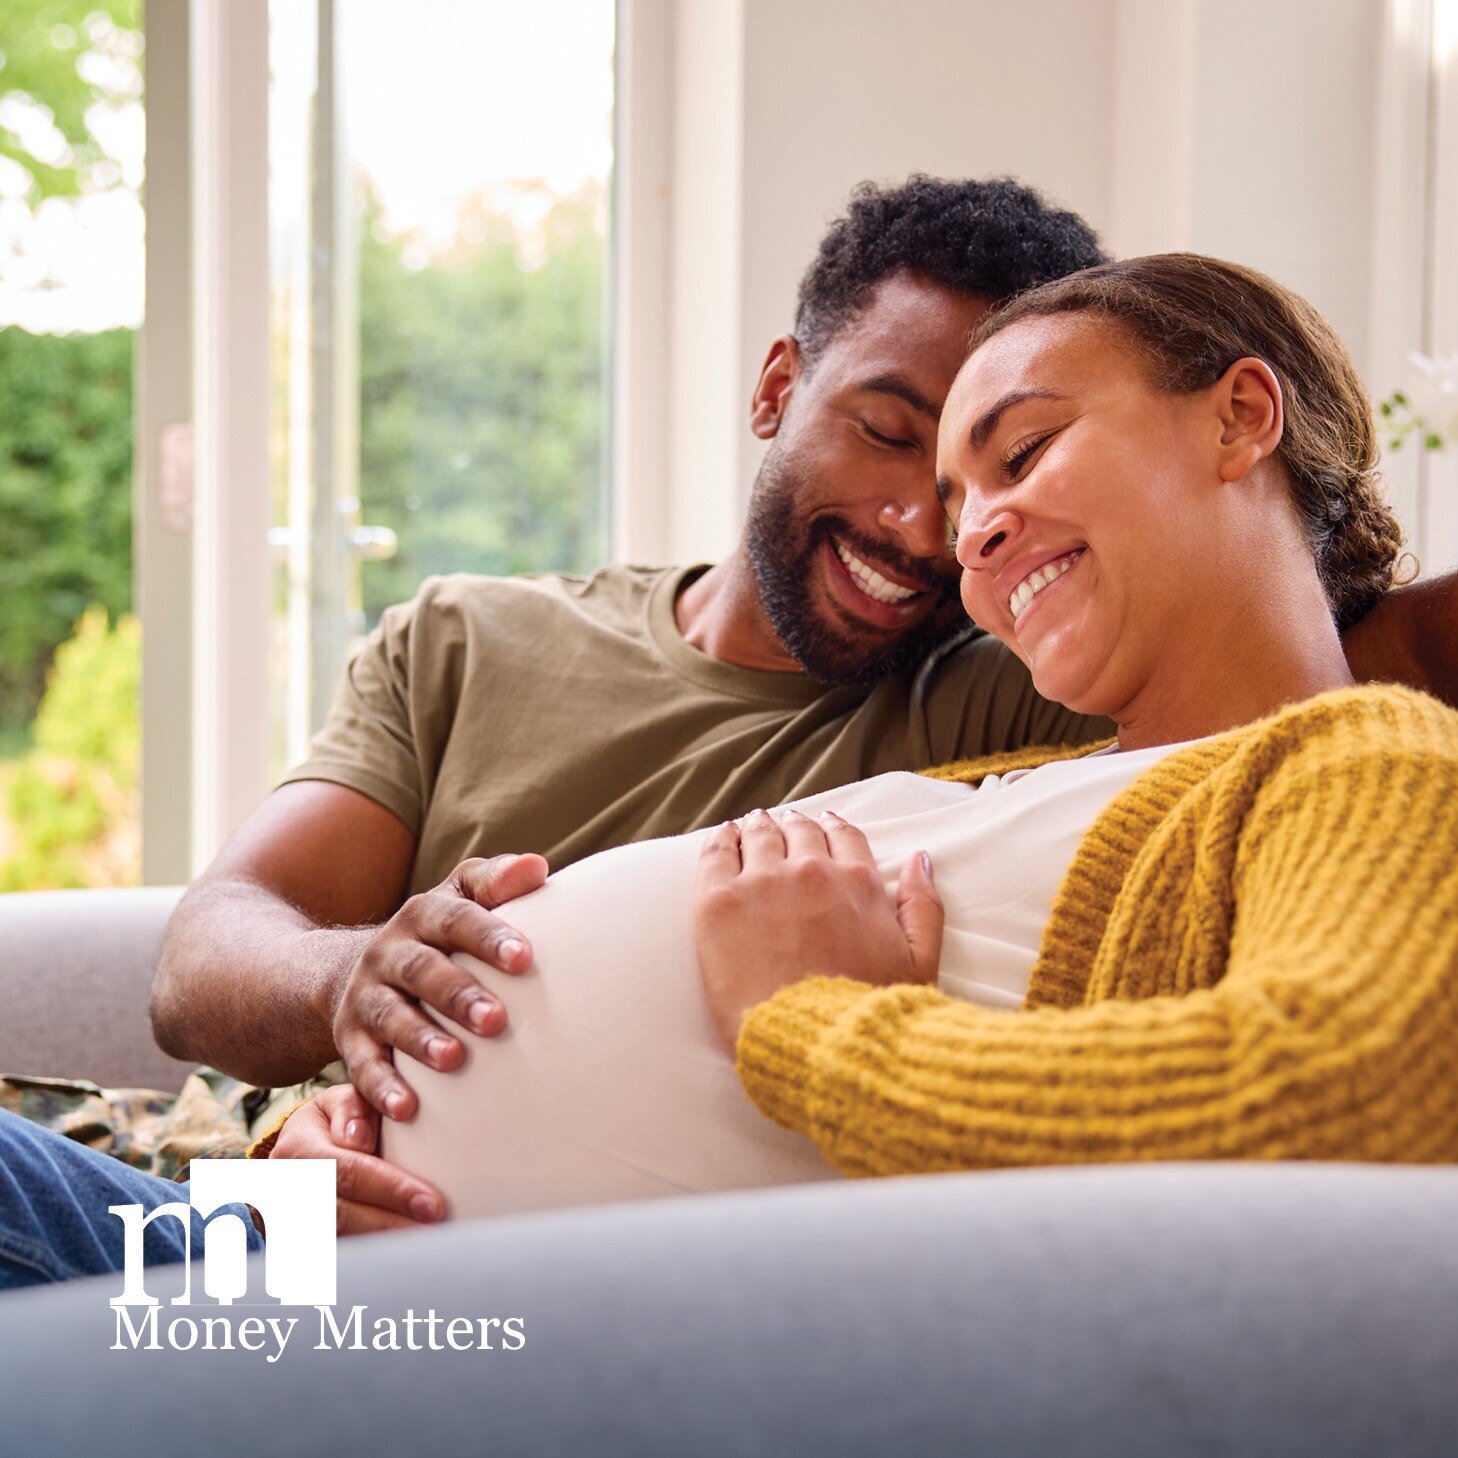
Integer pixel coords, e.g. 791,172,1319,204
277,252,1458,1219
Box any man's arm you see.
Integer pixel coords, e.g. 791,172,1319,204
150,782,410,1087
1343,568,1458,706
148,780,544,1114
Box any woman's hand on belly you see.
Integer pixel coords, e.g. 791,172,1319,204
694,807,944,1052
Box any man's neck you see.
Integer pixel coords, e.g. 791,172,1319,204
674,548,807,673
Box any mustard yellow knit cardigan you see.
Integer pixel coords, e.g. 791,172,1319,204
736,683,1458,1173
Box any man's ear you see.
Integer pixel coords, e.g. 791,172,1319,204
749,336,804,439
1214,356,1284,484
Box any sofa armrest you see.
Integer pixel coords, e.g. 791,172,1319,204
0,887,193,1092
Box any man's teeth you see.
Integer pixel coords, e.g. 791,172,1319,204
1008,554,1078,619
834,541,920,605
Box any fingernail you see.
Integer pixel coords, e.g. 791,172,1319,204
499,938,526,966
921,851,934,881
426,1035,452,1066
470,999,496,1032
819,810,841,824
344,1118,365,1147
385,1090,405,1119
410,1193,441,1222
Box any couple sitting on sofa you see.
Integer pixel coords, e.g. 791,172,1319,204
265,247,1458,1227
3,179,1457,1289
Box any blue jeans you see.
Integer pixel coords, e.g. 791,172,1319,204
0,1109,263,1292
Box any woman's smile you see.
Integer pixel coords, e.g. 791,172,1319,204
999,545,1087,633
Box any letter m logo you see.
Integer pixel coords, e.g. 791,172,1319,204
109,1159,335,1309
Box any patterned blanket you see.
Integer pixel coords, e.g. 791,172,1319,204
0,1064,346,1179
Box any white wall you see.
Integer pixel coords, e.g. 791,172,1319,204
1186,0,1382,371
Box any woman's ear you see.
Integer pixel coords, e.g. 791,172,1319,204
1214,356,1284,484
749,336,803,439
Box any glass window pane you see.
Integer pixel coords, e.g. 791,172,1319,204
267,0,614,773
0,2,143,890
344,0,615,622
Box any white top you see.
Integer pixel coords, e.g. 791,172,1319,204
383,739,1197,1220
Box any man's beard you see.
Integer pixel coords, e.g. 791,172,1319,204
743,453,966,687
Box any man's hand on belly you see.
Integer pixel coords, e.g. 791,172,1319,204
332,853,549,1120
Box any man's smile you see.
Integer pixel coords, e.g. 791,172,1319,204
833,539,922,603
821,535,940,630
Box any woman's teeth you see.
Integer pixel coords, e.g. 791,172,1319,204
1008,550,1082,619
834,540,919,605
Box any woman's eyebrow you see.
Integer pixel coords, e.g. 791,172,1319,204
967,389,1067,452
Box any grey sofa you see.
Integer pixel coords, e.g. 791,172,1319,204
1,888,1455,1458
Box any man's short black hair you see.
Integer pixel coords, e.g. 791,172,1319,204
794,174,1108,363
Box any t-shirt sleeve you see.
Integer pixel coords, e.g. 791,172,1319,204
919,630,1114,761
276,591,428,836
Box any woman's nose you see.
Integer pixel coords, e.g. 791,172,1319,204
955,508,1021,570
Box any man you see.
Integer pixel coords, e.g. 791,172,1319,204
150,174,1454,1179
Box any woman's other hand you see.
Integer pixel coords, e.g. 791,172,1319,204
270,1083,447,1236
694,808,943,1053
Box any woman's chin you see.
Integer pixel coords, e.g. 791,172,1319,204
1025,641,1109,719
991,614,1112,720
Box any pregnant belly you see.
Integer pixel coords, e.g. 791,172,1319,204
380,829,840,1220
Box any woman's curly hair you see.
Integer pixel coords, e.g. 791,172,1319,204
972,254,1404,630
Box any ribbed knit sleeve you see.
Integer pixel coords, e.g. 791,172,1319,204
736,696,1458,1174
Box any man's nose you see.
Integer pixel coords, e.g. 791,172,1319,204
955,508,1022,571
877,495,953,560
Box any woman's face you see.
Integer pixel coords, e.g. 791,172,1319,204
935,312,1251,718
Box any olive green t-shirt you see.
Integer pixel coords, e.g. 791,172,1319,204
280,565,1108,891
